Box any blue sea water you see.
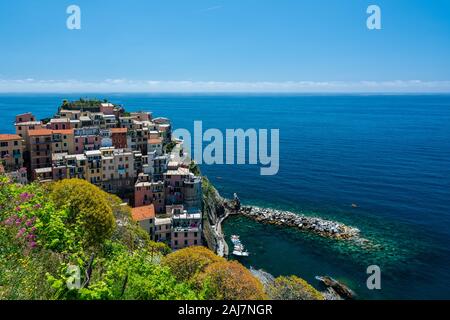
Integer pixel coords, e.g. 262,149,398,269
1,93,450,299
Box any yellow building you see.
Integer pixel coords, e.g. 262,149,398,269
51,129,75,155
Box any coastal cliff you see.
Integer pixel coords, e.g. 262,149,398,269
201,176,228,256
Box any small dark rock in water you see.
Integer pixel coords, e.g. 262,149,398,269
315,276,356,300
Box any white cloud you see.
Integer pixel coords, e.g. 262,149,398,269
0,79,450,93
200,5,223,13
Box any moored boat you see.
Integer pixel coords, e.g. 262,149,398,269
231,235,250,256
232,249,249,256
231,235,240,245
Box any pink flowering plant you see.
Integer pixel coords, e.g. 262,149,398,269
0,176,197,300
0,176,78,253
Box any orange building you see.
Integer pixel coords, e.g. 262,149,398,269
0,134,25,171
29,129,53,171
131,205,156,237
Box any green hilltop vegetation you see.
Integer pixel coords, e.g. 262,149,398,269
0,176,323,300
60,98,111,112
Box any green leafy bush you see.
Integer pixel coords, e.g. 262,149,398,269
162,246,225,282
50,179,116,247
196,261,267,300
266,275,324,300
0,176,320,301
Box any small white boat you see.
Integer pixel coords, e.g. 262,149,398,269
231,235,240,245
232,249,250,257
231,235,250,256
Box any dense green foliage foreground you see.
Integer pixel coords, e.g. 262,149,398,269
0,176,323,300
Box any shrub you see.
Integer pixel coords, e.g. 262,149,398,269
162,246,225,282
197,261,267,300
266,275,324,300
50,179,116,247
78,248,198,300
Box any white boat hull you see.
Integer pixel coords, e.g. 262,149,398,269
232,251,249,256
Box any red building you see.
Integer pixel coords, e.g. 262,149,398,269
111,128,128,149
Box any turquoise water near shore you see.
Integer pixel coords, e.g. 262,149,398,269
1,94,450,299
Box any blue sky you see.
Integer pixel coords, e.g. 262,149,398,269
0,0,449,92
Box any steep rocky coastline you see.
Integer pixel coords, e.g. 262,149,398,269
201,177,229,256
202,176,369,257
201,181,360,299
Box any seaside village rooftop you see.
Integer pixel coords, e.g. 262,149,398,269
0,100,203,250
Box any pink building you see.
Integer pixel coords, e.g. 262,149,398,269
52,166,69,181
171,208,202,249
48,118,72,130
100,103,115,115
15,113,36,124
135,174,165,214
164,167,190,205
74,128,102,154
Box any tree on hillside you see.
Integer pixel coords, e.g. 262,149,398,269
197,261,267,300
162,246,225,282
50,179,116,246
266,275,324,300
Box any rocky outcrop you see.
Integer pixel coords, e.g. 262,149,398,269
250,267,276,289
238,206,366,242
202,177,228,256
315,276,356,300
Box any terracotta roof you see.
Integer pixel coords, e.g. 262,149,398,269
131,205,155,221
29,129,53,136
53,129,74,135
0,134,22,141
148,138,163,144
111,128,128,134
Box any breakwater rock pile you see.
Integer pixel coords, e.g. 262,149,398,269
238,206,364,241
